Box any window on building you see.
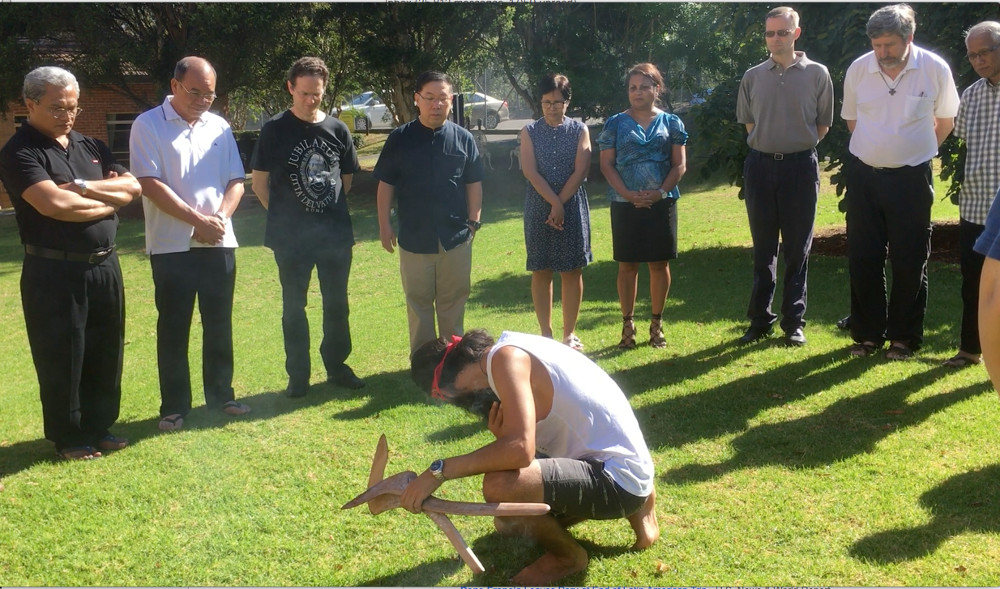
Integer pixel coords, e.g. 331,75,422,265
106,113,138,168
13,115,27,129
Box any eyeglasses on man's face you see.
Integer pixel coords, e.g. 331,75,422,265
541,100,567,109
176,81,217,102
418,94,452,105
765,29,794,38
45,105,82,120
968,45,1000,61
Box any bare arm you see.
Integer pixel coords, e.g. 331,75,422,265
21,180,117,222
251,170,270,209
599,148,645,206
398,347,537,513
934,117,955,147
745,123,755,134
817,125,830,142
556,125,592,204
138,176,225,244
659,144,687,195
342,173,353,195
216,177,245,219
846,120,856,134
980,258,1000,400
376,180,397,253
71,172,141,208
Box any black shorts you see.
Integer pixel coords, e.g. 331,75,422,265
539,457,647,521
610,198,678,263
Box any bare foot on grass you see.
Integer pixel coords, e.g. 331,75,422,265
628,488,660,549
511,548,588,586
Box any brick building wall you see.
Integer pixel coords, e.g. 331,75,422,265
0,82,159,208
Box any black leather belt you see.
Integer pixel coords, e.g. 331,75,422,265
751,148,814,161
24,244,115,264
861,160,930,174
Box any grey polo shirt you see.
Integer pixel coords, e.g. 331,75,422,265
737,51,834,154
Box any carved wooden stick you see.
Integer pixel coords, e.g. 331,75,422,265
342,435,550,574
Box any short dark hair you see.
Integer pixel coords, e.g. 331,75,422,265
538,73,572,101
174,56,216,82
287,56,329,86
415,71,452,94
411,329,494,394
766,6,799,28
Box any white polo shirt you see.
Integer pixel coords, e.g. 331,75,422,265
130,96,244,254
841,44,959,168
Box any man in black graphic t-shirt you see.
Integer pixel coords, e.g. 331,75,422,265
251,57,364,396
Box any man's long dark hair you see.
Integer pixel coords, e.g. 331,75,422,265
411,329,498,419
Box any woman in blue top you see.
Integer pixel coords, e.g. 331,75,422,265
598,63,687,349
520,74,593,351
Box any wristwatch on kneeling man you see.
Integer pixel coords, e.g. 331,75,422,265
429,459,447,482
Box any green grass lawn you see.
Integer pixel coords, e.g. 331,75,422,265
1,159,998,586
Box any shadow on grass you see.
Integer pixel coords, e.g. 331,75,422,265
849,462,1000,564
0,370,426,479
663,376,992,484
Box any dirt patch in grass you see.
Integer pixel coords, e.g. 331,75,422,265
811,220,960,265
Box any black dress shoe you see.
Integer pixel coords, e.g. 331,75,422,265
784,328,806,347
285,380,308,398
738,325,773,344
330,366,365,389
836,315,851,330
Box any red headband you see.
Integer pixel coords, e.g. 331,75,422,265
431,335,463,400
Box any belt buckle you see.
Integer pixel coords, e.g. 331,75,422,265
773,152,784,161
88,247,113,264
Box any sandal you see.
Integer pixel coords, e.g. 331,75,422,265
96,434,128,452
618,317,636,349
563,333,584,352
849,341,879,357
649,317,666,349
942,353,981,368
221,400,251,416
158,414,184,431
885,342,913,361
57,446,102,460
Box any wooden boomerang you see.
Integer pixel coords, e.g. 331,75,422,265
341,434,551,574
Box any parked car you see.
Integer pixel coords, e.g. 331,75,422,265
339,91,394,131
461,92,509,130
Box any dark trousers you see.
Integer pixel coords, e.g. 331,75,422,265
846,159,933,349
959,218,986,354
21,252,124,451
274,246,353,387
150,248,236,416
742,149,818,333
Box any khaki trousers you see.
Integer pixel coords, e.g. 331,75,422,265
399,240,473,354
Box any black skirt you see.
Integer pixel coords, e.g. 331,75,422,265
610,198,678,262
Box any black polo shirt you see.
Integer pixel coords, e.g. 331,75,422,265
0,122,126,252
373,119,483,254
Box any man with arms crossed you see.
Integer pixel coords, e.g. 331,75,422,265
251,57,365,396
130,56,251,430
736,6,834,347
373,71,484,355
841,3,959,360
0,66,140,459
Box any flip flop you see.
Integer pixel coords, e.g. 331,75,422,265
942,354,981,368
849,341,879,357
158,414,184,431
885,343,914,361
221,400,251,416
96,434,128,451
58,446,102,460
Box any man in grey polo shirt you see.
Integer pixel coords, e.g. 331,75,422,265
841,3,959,360
736,6,834,347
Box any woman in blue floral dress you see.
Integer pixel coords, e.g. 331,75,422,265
520,74,593,351
598,63,687,350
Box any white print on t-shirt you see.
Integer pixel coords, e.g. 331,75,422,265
288,137,340,213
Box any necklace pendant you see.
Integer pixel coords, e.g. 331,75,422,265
889,88,896,96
